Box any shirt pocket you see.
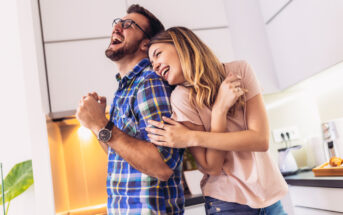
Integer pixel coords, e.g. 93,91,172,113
119,106,138,136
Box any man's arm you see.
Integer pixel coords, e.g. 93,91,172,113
76,92,173,181
94,119,173,181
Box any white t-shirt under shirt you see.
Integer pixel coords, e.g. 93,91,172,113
171,61,288,208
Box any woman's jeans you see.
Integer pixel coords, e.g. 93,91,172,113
204,196,287,215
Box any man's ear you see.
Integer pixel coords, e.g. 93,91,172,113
140,38,150,52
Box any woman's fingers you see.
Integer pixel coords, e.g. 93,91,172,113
146,127,165,135
226,73,241,82
162,116,178,125
148,119,165,129
231,81,241,88
150,139,168,146
147,133,166,143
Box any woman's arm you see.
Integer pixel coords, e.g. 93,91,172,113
191,94,269,151
147,120,225,175
182,121,225,176
147,94,269,152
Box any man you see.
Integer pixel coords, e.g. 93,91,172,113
76,4,184,215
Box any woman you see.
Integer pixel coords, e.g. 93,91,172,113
146,26,288,214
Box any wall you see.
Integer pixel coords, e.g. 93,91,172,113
264,61,343,167
0,0,35,214
0,0,54,214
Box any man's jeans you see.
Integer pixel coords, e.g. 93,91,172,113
204,196,287,215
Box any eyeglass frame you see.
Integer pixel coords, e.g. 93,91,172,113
112,18,151,39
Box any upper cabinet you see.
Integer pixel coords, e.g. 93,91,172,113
39,0,126,42
127,0,228,29
44,39,117,114
265,0,343,89
223,1,280,94
258,0,291,23
39,0,235,116
194,28,235,63
39,0,127,116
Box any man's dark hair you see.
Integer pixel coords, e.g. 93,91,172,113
127,4,165,39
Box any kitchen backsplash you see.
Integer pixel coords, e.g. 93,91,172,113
263,61,343,167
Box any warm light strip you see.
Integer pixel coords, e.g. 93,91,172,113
56,203,107,215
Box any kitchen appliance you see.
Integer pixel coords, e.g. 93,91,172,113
278,145,302,176
322,117,343,160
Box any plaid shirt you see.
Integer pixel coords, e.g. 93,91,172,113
107,58,185,215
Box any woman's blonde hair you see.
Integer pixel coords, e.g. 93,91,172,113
148,26,243,115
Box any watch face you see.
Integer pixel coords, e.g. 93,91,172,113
98,129,111,142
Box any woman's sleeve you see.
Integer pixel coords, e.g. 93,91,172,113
170,86,203,126
238,61,262,101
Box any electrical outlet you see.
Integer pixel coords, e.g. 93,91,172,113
272,126,300,143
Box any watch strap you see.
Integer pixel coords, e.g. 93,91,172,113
105,120,114,130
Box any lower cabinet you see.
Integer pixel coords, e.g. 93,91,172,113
185,204,206,215
289,185,343,214
294,206,343,215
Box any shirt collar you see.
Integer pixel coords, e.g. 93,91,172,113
116,58,151,88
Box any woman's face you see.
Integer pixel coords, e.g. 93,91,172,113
148,43,185,85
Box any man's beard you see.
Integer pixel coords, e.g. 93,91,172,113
105,38,143,61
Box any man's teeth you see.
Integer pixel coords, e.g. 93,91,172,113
112,37,123,44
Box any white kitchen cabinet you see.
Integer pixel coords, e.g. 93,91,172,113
185,204,206,215
44,27,234,115
127,0,228,29
194,28,235,63
289,185,343,213
266,0,343,89
223,1,280,94
294,206,343,215
39,0,126,42
258,0,291,24
44,38,118,114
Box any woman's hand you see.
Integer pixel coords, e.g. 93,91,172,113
213,73,244,114
146,116,194,148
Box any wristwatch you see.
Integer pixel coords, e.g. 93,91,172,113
97,120,114,143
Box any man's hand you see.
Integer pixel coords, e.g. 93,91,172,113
76,92,108,133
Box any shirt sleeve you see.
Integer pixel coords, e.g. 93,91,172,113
136,74,184,171
224,61,262,101
170,86,203,126
239,61,262,100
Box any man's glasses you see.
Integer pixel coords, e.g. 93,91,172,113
112,18,151,39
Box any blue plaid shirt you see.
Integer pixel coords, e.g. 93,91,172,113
107,58,185,215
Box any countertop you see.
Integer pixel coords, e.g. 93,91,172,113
185,194,205,206
58,195,205,214
284,170,343,188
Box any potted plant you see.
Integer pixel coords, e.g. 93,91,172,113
182,149,203,195
0,160,34,215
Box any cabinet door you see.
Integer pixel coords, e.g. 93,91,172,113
289,185,343,212
223,0,280,94
127,0,228,29
267,0,343,89
39,0,126,42
185,204,206,215
45,38,118,113
194,28,235,62
258,0,291,23
294,206,343,215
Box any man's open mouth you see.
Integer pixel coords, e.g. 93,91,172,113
112,35,123,45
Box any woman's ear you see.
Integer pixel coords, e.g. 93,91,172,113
140,38,150,52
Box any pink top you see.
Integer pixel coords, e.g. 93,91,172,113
171,61,288,208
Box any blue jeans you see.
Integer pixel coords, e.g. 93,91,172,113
204,196,287,215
